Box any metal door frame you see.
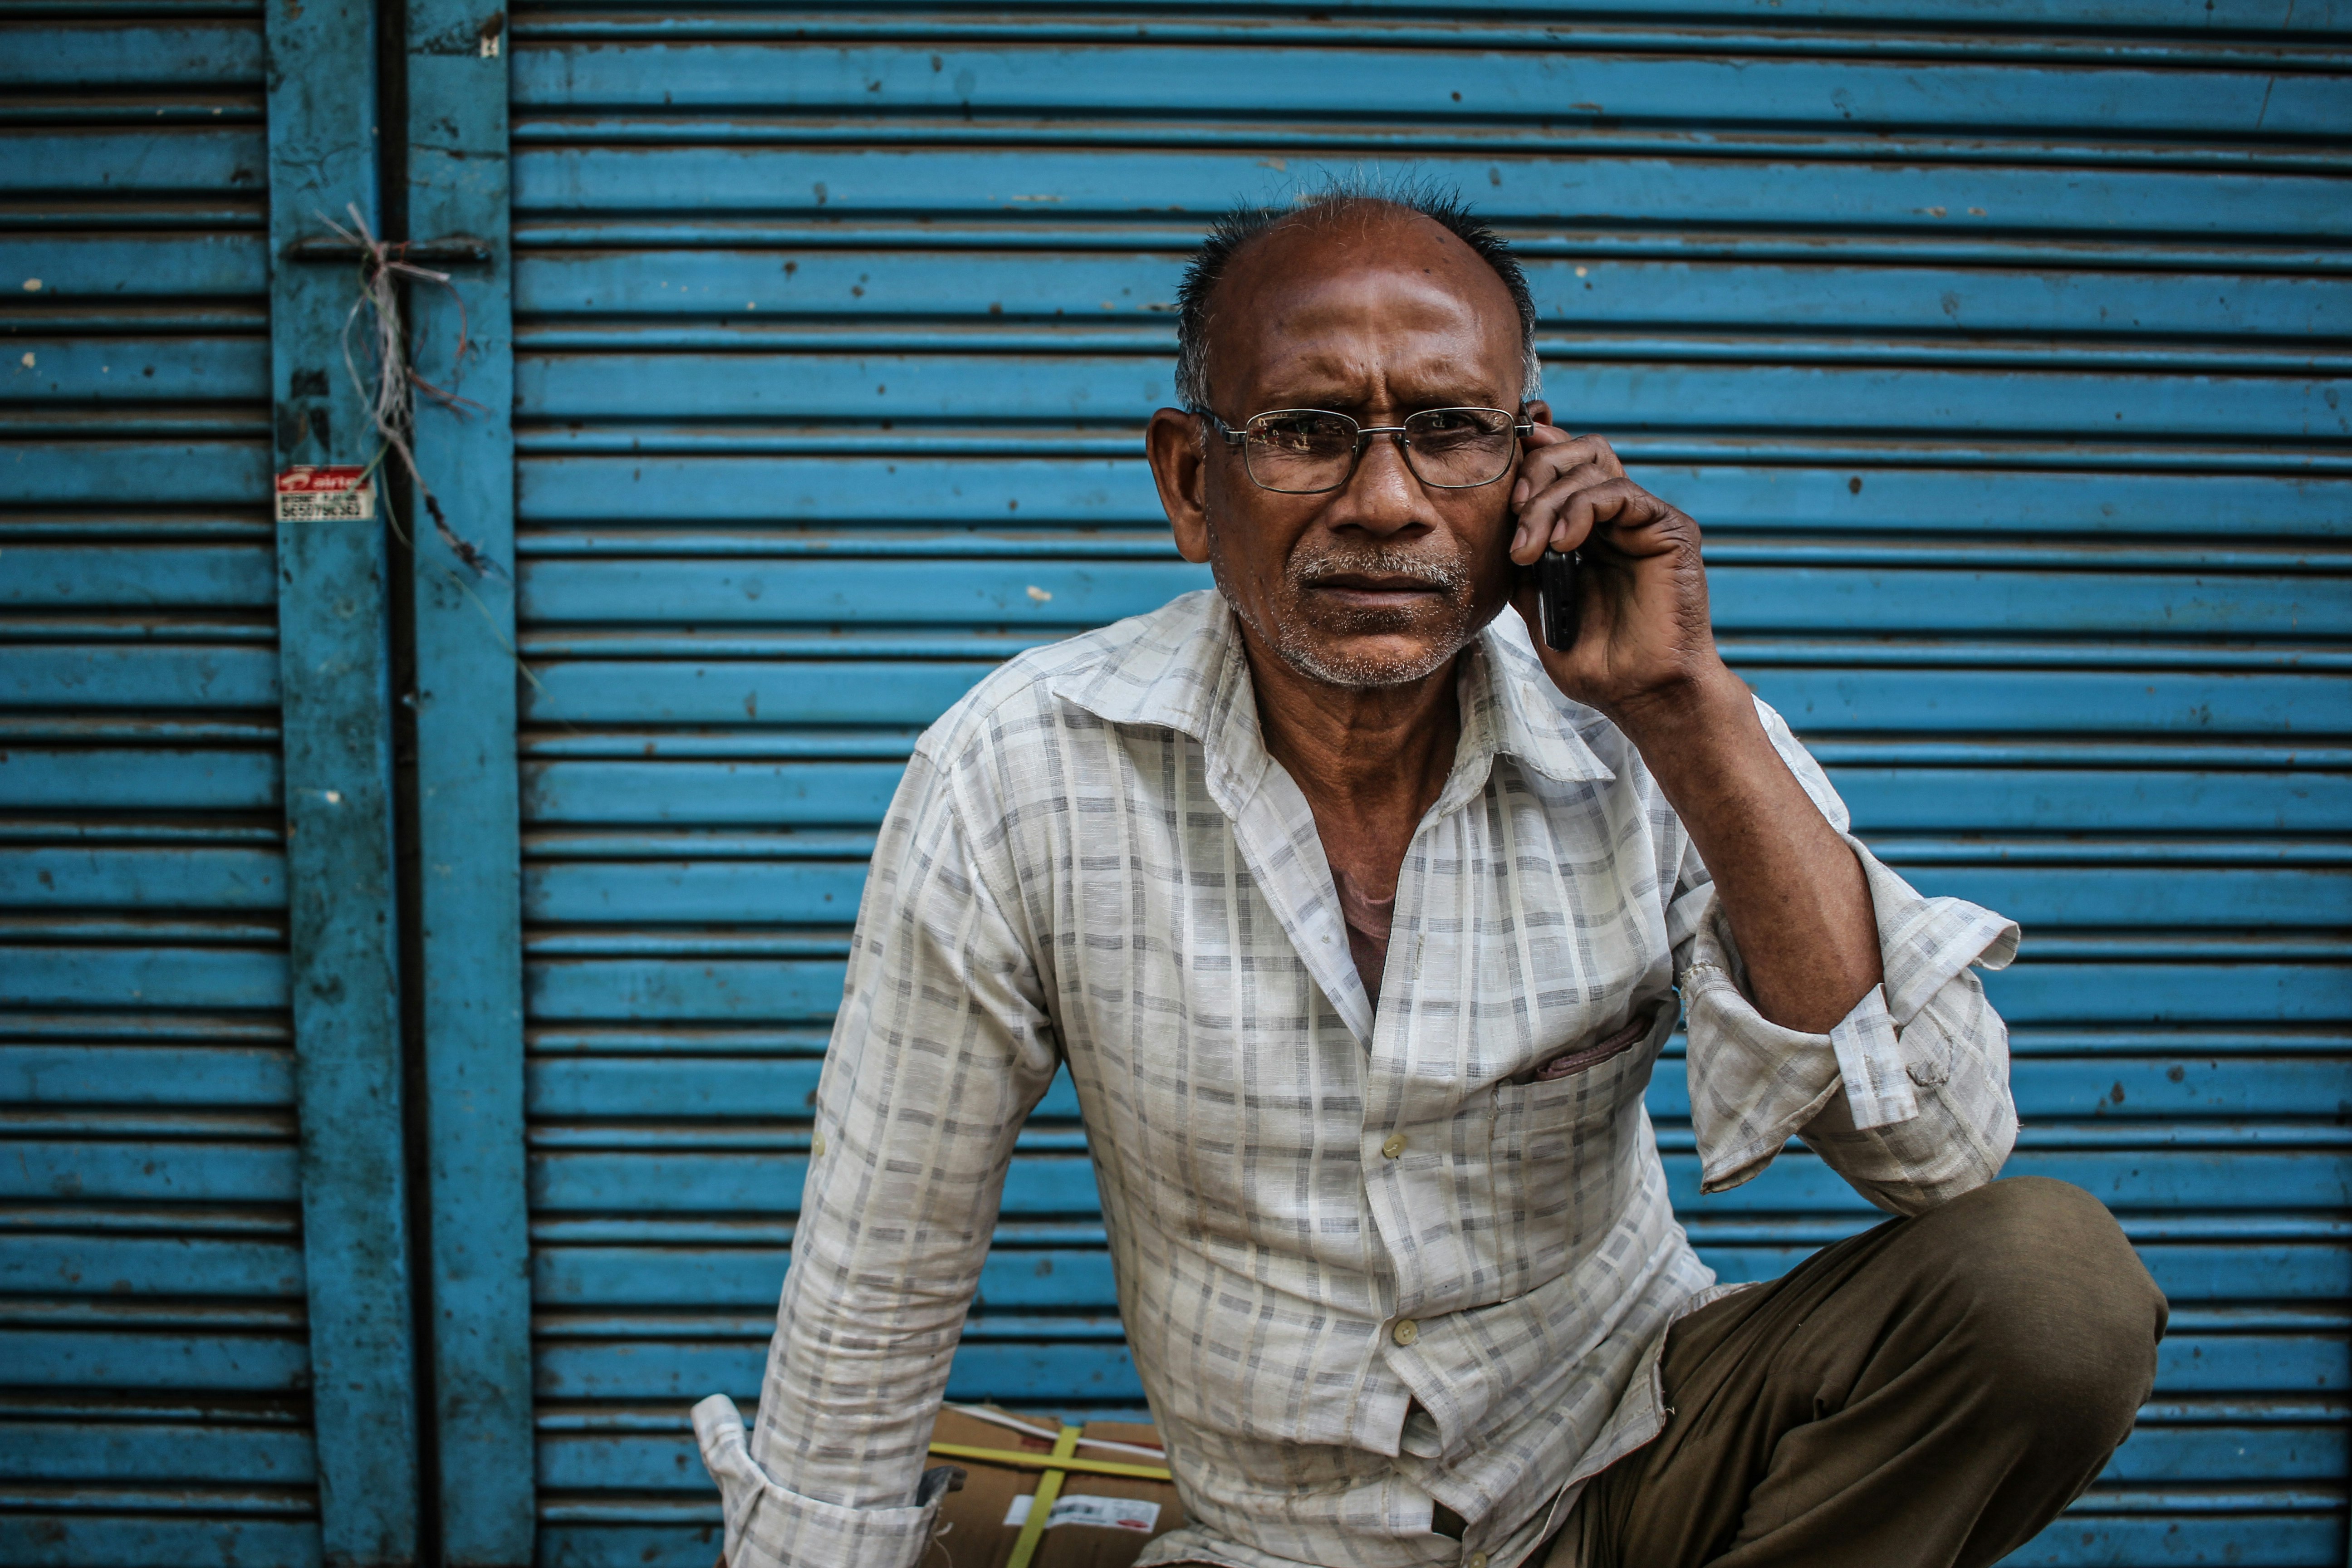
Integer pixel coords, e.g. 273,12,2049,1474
264,0,531,1555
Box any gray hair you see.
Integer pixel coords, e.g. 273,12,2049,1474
1171,178,1543,414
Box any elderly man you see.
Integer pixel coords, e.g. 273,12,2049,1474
693,188,2165,1568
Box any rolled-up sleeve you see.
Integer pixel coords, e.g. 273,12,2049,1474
1671,700,2021,1216
694,746,1061,1568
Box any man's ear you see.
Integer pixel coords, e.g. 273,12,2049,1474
1523,397,1554,429
1145,407,1213,564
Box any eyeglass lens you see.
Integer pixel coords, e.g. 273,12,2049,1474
1241,408,1519,494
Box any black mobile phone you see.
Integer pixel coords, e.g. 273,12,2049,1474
1528,548,1579,652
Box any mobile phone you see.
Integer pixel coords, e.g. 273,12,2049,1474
1529,548,1579,652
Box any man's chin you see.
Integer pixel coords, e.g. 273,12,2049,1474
1270,627,1465,691
1218,578,1485,691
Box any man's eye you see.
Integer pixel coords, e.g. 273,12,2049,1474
1414,410,1498,436
1255,417,1351,447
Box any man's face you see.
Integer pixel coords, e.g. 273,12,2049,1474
1148,207,1544,690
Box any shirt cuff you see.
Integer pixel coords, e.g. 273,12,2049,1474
1853,836,2019,1026
1826,984,1912,1131
693,1395,949,1568
1681,954,1841,1194
1681,838,2019,1192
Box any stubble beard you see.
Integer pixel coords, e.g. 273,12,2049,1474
1218,544,1483,691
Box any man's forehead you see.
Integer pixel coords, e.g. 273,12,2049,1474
1244,333,1509,406
1209,207,1519,395
1221,204,1504,309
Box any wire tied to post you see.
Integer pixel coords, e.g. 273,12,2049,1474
321,202,503,579
318,203,551,707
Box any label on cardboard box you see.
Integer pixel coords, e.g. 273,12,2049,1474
1003,1493,1162,1534
275,466,376,523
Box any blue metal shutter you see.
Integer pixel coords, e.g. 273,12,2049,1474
1,5,427,1561
505,7,2350,1564
0,11,319,1564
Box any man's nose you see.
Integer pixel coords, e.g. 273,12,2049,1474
1329,430,1425,533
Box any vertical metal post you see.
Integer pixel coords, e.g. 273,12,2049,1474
264,0,422,1560
406,0,535,1560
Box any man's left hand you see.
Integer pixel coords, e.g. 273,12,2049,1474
1505,425,1883,1035
1505,426,1738,728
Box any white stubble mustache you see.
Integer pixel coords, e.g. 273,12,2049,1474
1289,549,1468,604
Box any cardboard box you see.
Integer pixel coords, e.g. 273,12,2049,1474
926,1406,1186,1568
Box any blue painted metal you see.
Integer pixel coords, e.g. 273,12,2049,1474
496,5,2350,1558
0,4,330,1557
0,1516,324,1568
515,249,2352,340
512,351,2352,438
263,0,420,1558
509,458,2352,535
510,145,2352,239
403,0,536,1556
507,654,2335,731
508,556,2347,636
507,38,2352,139
15,0,2345,1561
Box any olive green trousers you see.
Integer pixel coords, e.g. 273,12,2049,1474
1543,1176,2166,1568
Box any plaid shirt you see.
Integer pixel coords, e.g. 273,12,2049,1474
694,590,2021,1568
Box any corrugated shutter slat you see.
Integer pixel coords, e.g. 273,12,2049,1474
0,6,314,1556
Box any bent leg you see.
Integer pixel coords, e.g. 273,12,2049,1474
1557,1176,2166,1568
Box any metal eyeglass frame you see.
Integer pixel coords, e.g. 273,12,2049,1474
1196,406,1535,495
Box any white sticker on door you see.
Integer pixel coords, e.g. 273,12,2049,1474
275,466,376,523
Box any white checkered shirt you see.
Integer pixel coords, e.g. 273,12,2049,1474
693,589,2020,1568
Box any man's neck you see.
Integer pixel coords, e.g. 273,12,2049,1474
1237,629,1465,903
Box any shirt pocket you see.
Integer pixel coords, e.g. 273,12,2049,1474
1485,1004,1674,1283
1506,1005,1662,1087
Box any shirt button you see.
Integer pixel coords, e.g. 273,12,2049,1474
1381,1133,1407,1159
1466,1554,1489,1568
1392,1318,1419,1347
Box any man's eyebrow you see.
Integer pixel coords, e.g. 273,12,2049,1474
1252,385,1509,412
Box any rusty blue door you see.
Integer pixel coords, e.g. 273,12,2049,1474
0,6,411,1565
6,3,2349,1567
505,9,2351,1565
0,1,488,1563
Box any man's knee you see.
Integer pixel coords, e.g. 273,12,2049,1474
1922,1177,2167,1443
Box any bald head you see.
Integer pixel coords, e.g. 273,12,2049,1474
1189,203,1528,431
1173,189,1540,415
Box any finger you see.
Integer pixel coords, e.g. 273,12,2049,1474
1569,433,1624,477
1511,464,1639,561
1521,421,1574,450
1517,455,1619,502
1549,478,1669,557
1553,460,1619,493
1510,434,1624,508
1511,434,1612,499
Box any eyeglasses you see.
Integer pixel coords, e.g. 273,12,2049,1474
1200,406,1533,495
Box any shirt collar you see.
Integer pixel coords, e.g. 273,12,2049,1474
1470,610,1618,788
1049,588,1615,804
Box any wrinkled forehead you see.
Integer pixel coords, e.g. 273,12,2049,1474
1204,209,1523,407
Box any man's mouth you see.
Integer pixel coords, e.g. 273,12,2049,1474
1301,571,1452,608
